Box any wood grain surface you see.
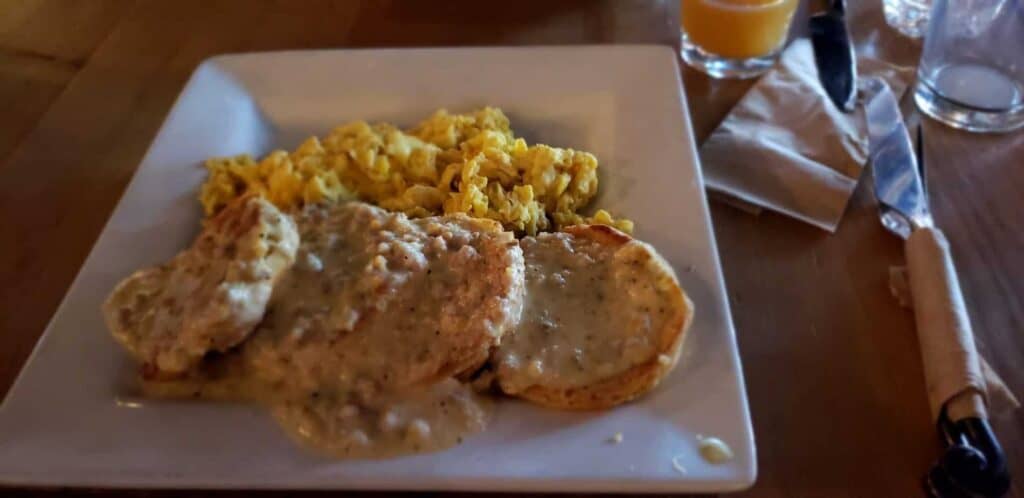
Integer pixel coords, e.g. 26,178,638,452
0,1,1020,497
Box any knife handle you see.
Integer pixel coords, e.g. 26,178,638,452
905,226,986,422
907,227,1011,497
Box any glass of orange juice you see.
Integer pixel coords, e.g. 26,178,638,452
680,0,799,79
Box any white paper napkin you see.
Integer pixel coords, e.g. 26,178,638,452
890,266,1021,416
700,38,915,232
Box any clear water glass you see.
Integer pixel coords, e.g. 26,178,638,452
915,0,1024,132
883,0,933,38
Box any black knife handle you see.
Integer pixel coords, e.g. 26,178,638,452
809,0,856,112
812,0,845,15
926,411,1011,498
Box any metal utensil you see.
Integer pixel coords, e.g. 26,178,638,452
810,0,857,112
863,76,1010,498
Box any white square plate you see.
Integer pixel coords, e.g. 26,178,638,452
0,46,754,493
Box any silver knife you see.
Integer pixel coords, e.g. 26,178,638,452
864,77,1010,498
810,0,857,112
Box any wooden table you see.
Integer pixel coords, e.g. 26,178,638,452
1,1,1020,497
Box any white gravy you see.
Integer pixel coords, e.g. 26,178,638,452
496,232,673,393
144,202,524,458
136,206,683,459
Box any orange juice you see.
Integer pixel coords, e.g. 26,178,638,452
681,0,798,59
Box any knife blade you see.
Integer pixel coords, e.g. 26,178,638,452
863,77,930,238
810,0,857,112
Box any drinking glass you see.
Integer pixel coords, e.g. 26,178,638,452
915,0,1024,132
883,0,933,38
679,0,799,79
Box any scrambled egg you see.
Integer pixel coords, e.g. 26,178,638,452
200,107,632,235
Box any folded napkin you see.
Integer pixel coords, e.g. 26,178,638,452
890,266,1021,418
700,39,915,232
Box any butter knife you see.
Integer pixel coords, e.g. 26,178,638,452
864,77,1010,498
810,0,857,112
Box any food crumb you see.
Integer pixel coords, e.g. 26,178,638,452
698,437,734,464
527,359,544,378
657,354,672,366
671,455,688,475
304,252,323,272
406,419,431,442
347,429,370,446
607,432,624,444
378,410,400,432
